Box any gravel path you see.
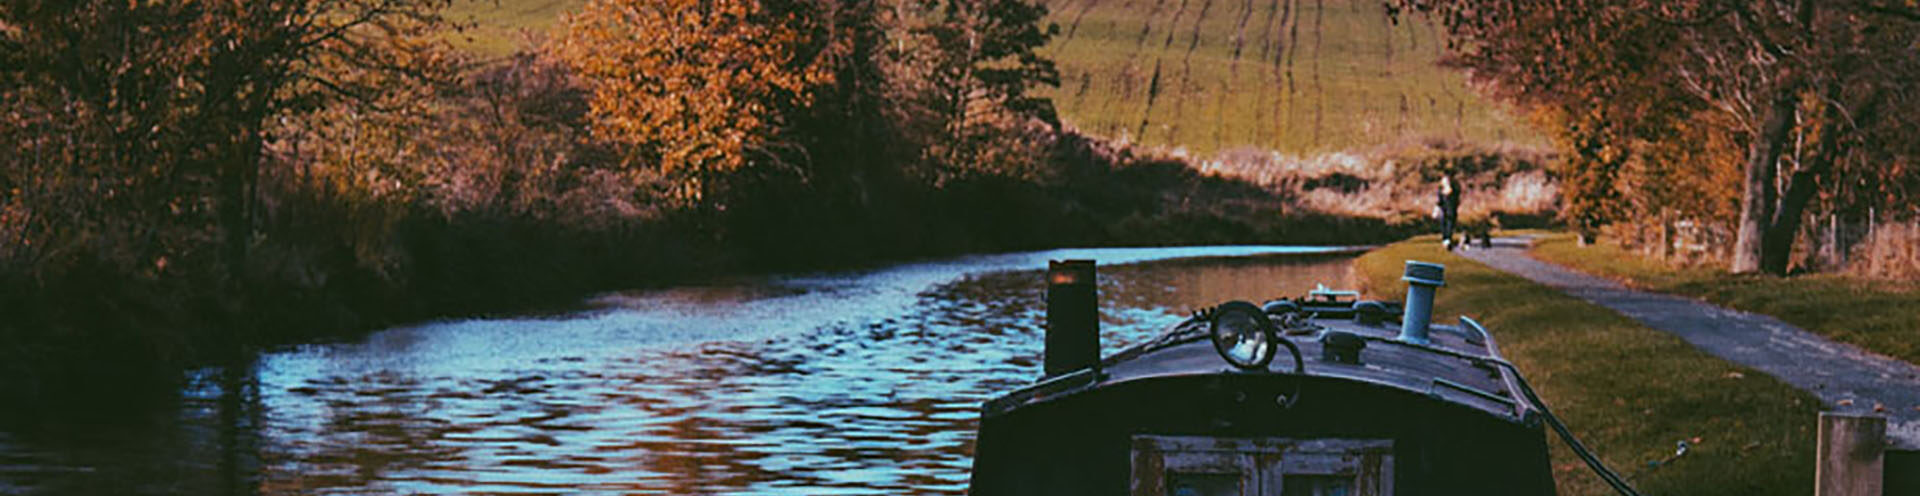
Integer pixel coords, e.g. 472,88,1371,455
1456,237,1920,449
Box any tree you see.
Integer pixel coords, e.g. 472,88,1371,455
1397,0,1920,274
558,0,838,200
883,0,1061,183
0,0,465,279
1551,110,1630,244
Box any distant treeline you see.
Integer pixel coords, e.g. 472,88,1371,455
0,0,1423,406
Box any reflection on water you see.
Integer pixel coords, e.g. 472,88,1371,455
0,247,1362,495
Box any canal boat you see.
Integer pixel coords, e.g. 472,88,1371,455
968,259,1637,496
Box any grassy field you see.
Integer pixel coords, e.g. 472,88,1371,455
1037,0,1545,155
441,0,1547,156
444,0,582,55
1530,233,1920,366
1358,238,1818,495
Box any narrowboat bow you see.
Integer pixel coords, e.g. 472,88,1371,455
968,259,1639,496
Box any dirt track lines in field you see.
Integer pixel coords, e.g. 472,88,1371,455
1169,0,1209,143
1037,0,1545,154
1256,0,1278,61
1266,0,1295,147
1284,0,1300,96
1380,3,1394,76
1073,71,1093,110
1060,0,1101,46
1137,0,1167,46
1185,0,1213,55
1122,0,1169,139
1231,0,1255,66
1137,59,1165,140
1165,0,1215,146
1311,0,1323,148
1250,0,1277,145
1161,0,1188,49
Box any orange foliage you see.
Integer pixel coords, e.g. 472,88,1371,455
558,0,836,181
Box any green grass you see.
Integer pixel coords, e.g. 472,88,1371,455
1358,237,1817,495
1037,0,1545,155
1530,233,1920,366
444,0,583,56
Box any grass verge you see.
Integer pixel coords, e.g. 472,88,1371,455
1357,237,1818,495
1529,233,1920,366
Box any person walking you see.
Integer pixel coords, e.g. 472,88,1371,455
1436,175,1462,250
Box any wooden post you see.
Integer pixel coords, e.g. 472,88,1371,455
1828,214,1839,268
1660,210,1675,261
1817,412,1885,496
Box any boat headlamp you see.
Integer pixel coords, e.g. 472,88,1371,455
1208,301,1277,370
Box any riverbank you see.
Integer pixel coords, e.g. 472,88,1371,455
1355,238,1819,495
1528,233,1920,366
0,131,1430,415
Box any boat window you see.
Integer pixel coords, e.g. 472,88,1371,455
1280,475,1355,496
1168,473,1242,496
1131,436,1392,496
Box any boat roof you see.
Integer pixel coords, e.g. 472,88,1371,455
984,312,1536,424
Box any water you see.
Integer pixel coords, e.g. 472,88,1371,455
0,246,1366,495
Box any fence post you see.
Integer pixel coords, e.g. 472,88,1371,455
1829,213,1839,268
1817,412,1886,496
1869,208,1876,240
1660,210,1675,261
1868,208,1878,275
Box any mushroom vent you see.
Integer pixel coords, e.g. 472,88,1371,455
1398,261,1447,345
1404,261,1446,286
1320,331,1367,364
1353,300,1397,326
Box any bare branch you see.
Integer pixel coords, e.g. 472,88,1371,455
1728,0,1789,59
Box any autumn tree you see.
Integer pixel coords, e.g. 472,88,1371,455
0,0,465,280
1398,0,1920,274
558,0,838,201
1552,112,1629,244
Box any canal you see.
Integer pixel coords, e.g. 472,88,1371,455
1,246,1368,495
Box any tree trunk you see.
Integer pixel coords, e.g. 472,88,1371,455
1760,168,1817,274
219,134,258,283
1761,121,1838,274
1756,89,1884,275
1731,89,1798,274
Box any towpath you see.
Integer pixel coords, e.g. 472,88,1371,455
1456,237,1920,448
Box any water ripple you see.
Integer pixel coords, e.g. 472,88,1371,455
0,247,1360,495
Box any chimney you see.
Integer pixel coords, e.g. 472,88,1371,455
1045,260,1099,377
